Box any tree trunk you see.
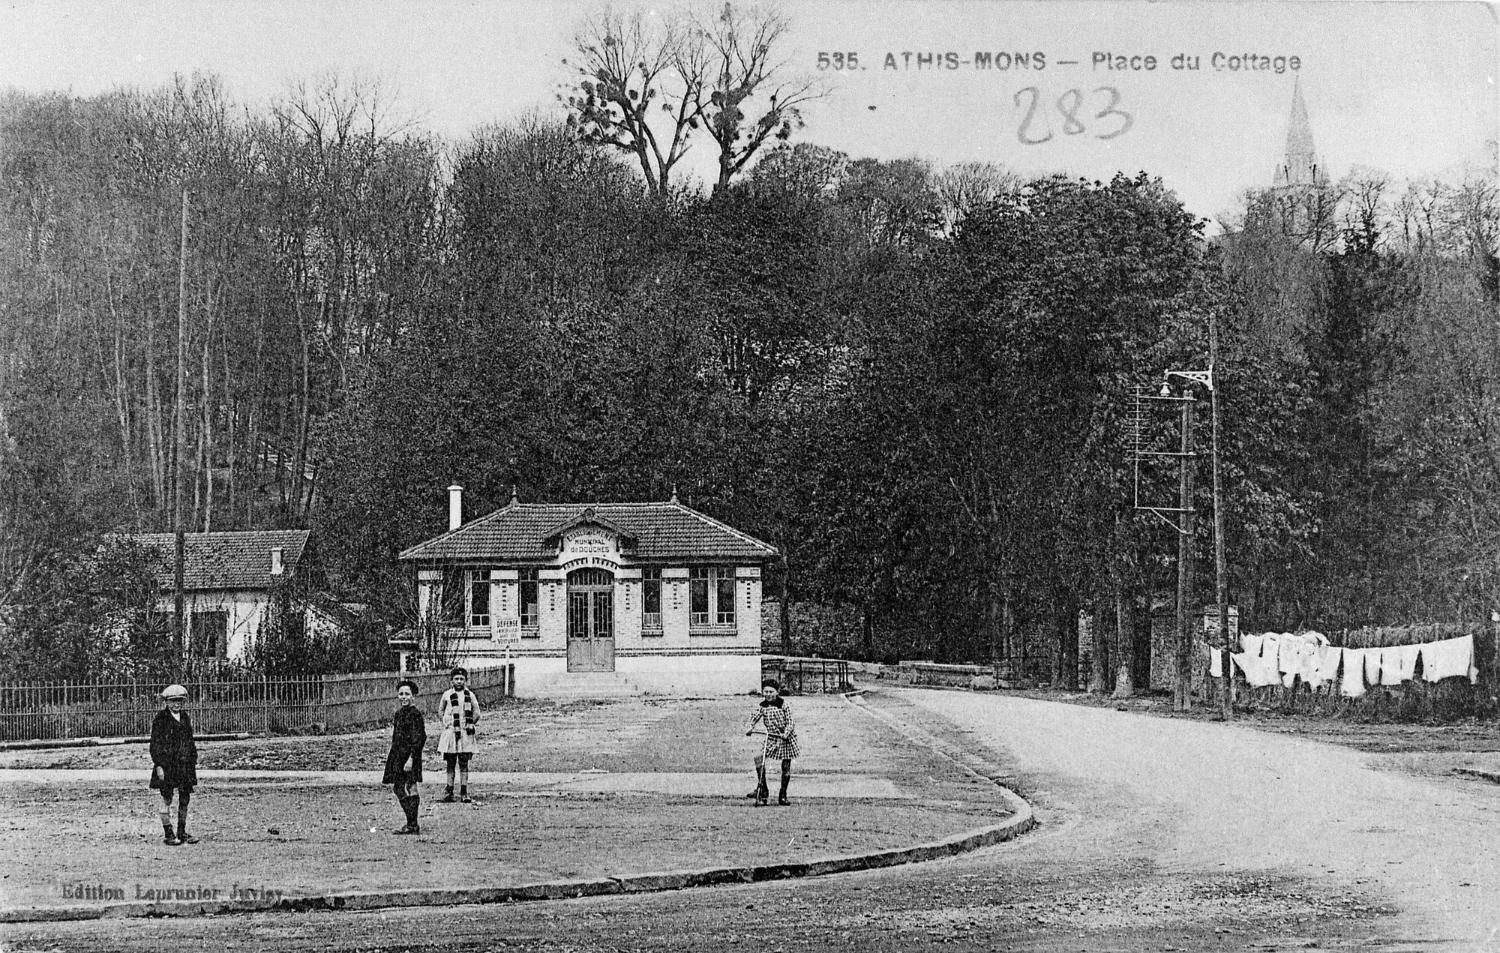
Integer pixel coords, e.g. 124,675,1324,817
144,293,166,517
779,545,794,657
1088,593,1110,693
223,331,236,530
1112,581,1135,698
1059,590,1080,690
861,604,875,662
199,315,213,532
1134,584,1153,691
985,572,1003,673
294,293,314,522
104,263,139,519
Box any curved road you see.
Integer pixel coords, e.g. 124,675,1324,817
905,689,1500,950
5,688,1497,953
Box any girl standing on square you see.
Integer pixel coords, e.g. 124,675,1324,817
745,678,801,806
383,679,427,834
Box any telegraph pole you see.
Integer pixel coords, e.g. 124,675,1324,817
173,190,189,658
1130,368,1209,712
1211,314,1232,720
1173,391,1196,712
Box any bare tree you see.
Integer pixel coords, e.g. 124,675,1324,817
934,161,1021,234
691,2,825,193
563,8,701,197
748,141,847,200
562,2,825,197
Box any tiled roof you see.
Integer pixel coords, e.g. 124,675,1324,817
398,502,777,563
123,531,311,591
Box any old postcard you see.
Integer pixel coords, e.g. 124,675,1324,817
0,1,1496,950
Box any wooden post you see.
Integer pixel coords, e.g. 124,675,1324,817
173,190,190,659
1211,314,1232,721
1174,394,1196,712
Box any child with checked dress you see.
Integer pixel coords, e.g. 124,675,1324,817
745,678,801,806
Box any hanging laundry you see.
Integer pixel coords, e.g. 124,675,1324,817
1241,633,1264,658
1203,642,1235,679
1314,645,1343,685
1421,635,1475,683
1395,643,1421,681
1278,633,1300,674
1262,635,1281,672
1233,651,1280,688
1301,641,1332,689
1278,633,1307,688
1328,645,1345,679
1303,629,1331,646
1363,649,1382,687
1379,646,1407,686
1341,648,1367,698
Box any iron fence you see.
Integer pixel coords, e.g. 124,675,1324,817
0,666,513,742
760,656,853,695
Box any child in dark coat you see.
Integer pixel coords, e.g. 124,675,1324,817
382,679,427,834
149,684,199,845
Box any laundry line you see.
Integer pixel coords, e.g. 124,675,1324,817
1203,631,1479,698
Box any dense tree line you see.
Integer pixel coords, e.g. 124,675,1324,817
0,73,1494,688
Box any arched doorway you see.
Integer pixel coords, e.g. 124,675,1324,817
566,567,615,672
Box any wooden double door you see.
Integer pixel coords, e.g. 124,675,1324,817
566,568,615,672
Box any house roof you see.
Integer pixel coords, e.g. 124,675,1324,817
124,530,311,591
398,502,777,563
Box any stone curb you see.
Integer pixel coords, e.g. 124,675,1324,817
1,691,1036,924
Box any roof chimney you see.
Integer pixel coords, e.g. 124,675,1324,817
448,484,464,532
270,546,284,576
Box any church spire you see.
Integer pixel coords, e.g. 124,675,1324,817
1274,78,1324,187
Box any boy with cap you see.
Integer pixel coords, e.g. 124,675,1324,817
149,684,199,845
438,667,480,802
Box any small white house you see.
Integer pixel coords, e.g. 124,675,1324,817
398,487,778,695
127,530,318,660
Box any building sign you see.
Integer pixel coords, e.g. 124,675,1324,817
564,531,611,553
1202,605,1240,640
493,617,521,644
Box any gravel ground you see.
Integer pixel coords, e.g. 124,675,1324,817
0,693,1007,914
4,687,1498,952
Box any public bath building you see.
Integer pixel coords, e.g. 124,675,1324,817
398,486,777,695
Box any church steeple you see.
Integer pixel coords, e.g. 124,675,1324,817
1273,78,1325,188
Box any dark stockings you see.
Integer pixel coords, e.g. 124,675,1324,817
393,781,420,832
177,790,192,839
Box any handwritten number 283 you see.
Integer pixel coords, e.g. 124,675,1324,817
1014,86,1132,144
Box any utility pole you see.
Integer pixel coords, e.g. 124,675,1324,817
173,190,189,659
1130,368,1209,712
1211,314,1232,720
1173,391,1196,712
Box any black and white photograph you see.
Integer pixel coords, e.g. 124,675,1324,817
0,1,1497,949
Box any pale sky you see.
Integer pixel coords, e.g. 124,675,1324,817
2,0,1495,224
